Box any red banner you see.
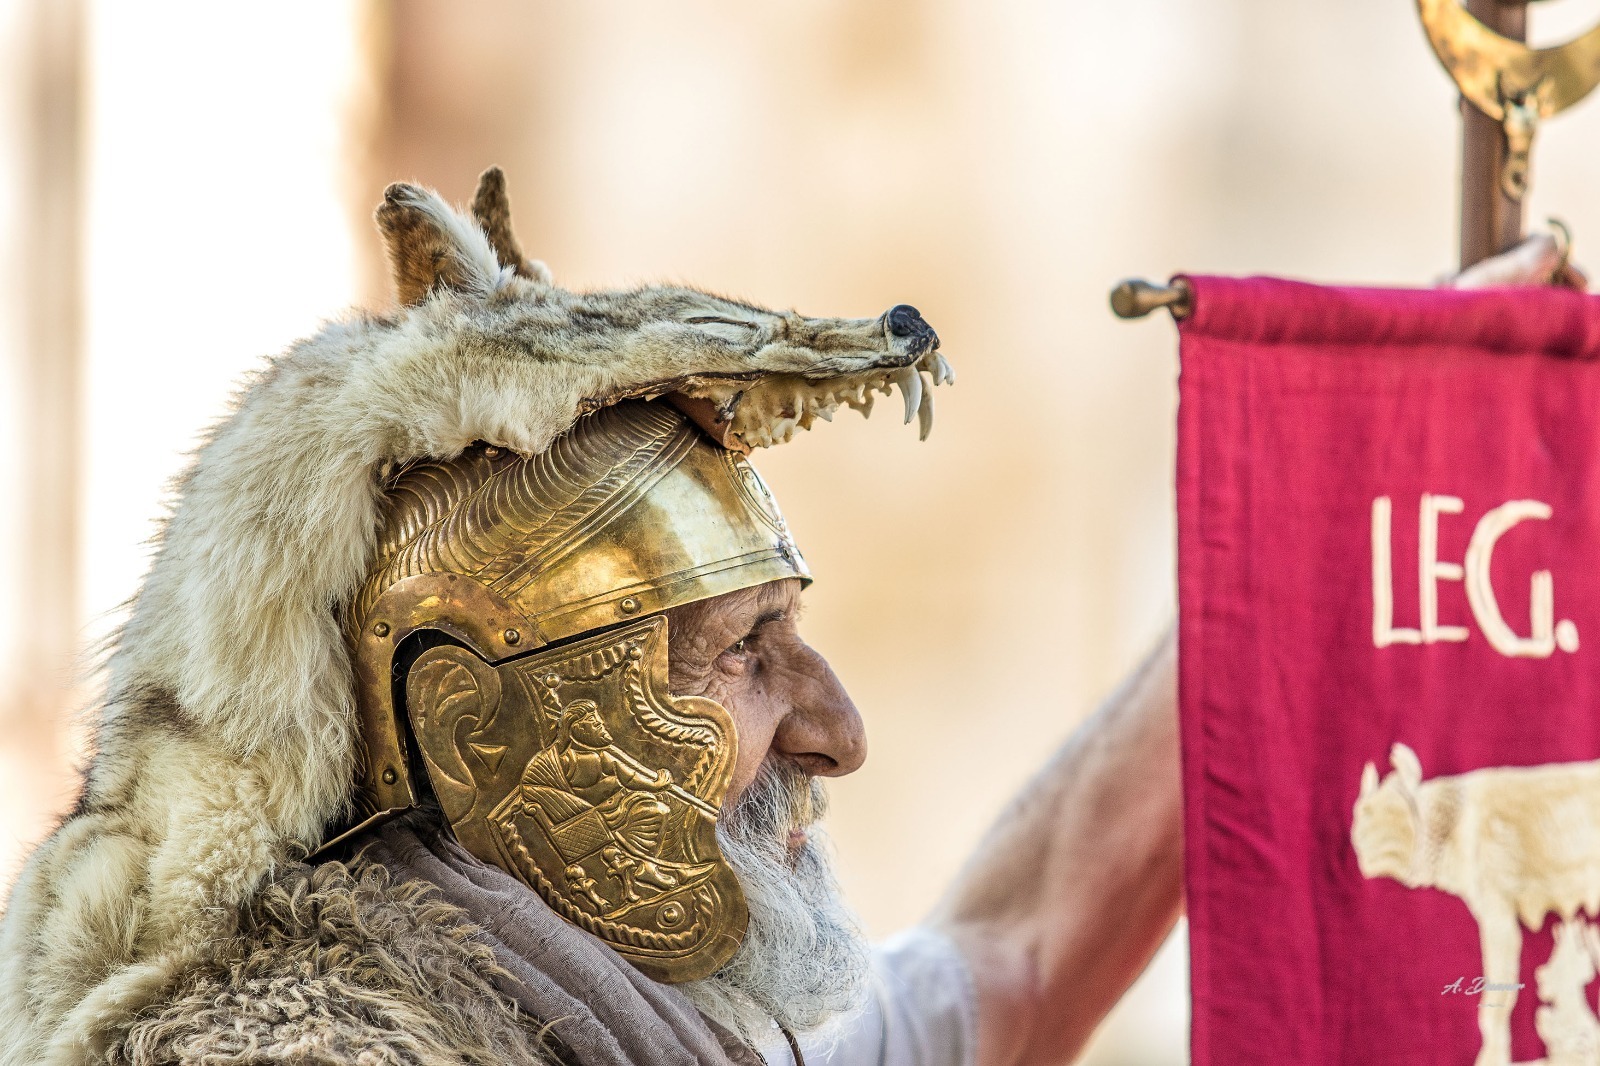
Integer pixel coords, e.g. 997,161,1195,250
1177,277,1600,1065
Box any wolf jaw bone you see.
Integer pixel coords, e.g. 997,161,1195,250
672,346,956,450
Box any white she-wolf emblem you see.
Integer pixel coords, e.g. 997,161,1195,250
1352,745,1600,1066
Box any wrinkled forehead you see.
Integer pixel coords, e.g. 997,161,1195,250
664,578,804,643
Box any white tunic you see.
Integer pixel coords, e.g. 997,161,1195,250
756,927,978,1066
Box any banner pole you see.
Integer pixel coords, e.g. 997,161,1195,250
1459,0,1528,270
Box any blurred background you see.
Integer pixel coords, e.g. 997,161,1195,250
2,1,1599,1061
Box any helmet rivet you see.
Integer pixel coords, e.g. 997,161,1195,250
372,621,390,638
381,767,397,785
620,597,642,615
504,627,521,646
628,645,644,660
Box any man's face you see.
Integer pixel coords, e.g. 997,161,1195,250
569,707,613,748
664,578,866,817
663,579,872,1039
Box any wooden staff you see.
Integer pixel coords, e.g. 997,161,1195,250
1460,0,1527,270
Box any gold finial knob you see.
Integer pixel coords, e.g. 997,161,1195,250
1109,278,1193,320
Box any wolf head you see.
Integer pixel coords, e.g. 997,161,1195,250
377,170,952,450
1352,743,1427,886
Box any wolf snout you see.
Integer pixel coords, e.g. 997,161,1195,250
886,304,938,354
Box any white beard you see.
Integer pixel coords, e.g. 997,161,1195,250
678,763,871,1044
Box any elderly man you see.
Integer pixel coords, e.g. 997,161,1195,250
0,165,1565,1066
0,167,1179,1066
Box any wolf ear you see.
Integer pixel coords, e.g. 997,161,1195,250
1390,743,1423,790
470,166,553,285
374,182,502,306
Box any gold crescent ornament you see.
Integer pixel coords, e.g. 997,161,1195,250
1417,0,1600,198
1418,0,1600,121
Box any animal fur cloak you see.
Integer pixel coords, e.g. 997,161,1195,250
0,169,950,1065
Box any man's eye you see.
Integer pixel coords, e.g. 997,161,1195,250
729,638,750,656
684,316,759,344
684,316,754,328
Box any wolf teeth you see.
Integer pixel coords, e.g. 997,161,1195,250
698,348,952,450
895,367,923,426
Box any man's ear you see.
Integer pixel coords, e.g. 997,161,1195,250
470,166,554,285
374,182,503,306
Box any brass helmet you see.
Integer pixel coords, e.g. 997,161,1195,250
337,167,953,984
346,400,809,981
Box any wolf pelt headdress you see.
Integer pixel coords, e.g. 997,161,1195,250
0,168,952,1064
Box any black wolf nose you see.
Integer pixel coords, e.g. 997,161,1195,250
887,304,929,339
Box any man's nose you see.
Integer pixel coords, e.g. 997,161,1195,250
773,646,867,778
886,304,939,351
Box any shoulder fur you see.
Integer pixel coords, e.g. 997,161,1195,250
111,856,554,1066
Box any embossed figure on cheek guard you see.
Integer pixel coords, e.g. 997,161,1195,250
407,620,743,983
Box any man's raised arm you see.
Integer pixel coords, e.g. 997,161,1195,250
930,631,1182,1066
